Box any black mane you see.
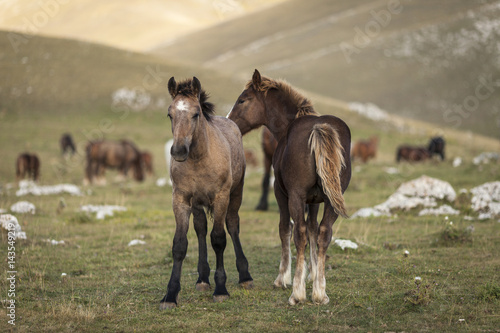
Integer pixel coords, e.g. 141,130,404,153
175,79,215,121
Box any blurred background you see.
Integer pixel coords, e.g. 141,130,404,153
1,0,499,184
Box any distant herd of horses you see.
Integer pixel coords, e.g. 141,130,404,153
15,134,154,184
350,135,445,164
14,69,449,309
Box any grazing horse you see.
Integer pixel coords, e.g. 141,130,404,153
228,70,351,305
16,153,40,181
85,140,144,184
141,151,154,176
160,77,253,310
396,145,431,162
60,133,76,156
351,136,378,163
428,136,445,160
255,127,278,211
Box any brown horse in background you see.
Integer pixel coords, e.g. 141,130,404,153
396,136,446,162
228,70,351,305
255,127,278,211
85,140,144,184
60,133,76,156
141,151,154,176
16,153,40,181
160,77,252,310
396,145,431,162
351,136,378,163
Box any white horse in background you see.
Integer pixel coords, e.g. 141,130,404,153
156,139,174,187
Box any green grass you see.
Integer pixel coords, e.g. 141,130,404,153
1,31,499,332
1,105,499,332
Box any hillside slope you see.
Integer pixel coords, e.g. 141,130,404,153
152,0,500,138
0,0,286,52
1,31,497,186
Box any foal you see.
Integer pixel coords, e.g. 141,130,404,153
228,70,351,305
160,77,253,309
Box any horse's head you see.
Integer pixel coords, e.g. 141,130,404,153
227,69,267,135
167,76,213,162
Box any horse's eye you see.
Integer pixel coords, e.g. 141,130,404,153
193,113,199,119
238,99,245,104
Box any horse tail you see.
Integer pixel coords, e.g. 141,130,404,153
308,124,348,218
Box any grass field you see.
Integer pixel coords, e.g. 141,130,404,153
1,87,499,332
1,29,500,332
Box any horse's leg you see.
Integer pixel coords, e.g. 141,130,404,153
307,204,320,283
256,154,272,211
288,194,308,305
159,197,191,310
312,203,337,305
211,196,230,302
84,158,93,184
226,178,253,289
273,186,292,288
193,206,210,291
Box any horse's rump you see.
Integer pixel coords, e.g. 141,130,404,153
276,115,350,216
308,123,348,218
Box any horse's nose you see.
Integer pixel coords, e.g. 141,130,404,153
171,143,189,162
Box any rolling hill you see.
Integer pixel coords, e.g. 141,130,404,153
0,0,286,52
0,29,497,187
152,0,500,138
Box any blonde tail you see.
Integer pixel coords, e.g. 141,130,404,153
308,124,348,218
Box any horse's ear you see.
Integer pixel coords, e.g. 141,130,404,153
168,77,177,98
192,77,201,100
252,69,262,90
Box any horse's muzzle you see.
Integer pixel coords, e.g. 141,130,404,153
171,144,189,162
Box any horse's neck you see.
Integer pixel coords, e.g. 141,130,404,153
265,96,297,141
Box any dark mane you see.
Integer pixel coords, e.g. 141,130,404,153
176,79,215,120
245,76,319,118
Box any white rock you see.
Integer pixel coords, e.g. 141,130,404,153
419,205,460,216
46,239,65,245
128,239,146,246
384,167,399,175
452,157,462,167
470,181,500,217
16,180,82,196
348,102,389,122
352,175,458,217
351,207,391,218
80,205,127,219
333,238,358,250
0,214,27,239
375,193,437,213
10,201,36,214
473,152,499,165
396,175,456,201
